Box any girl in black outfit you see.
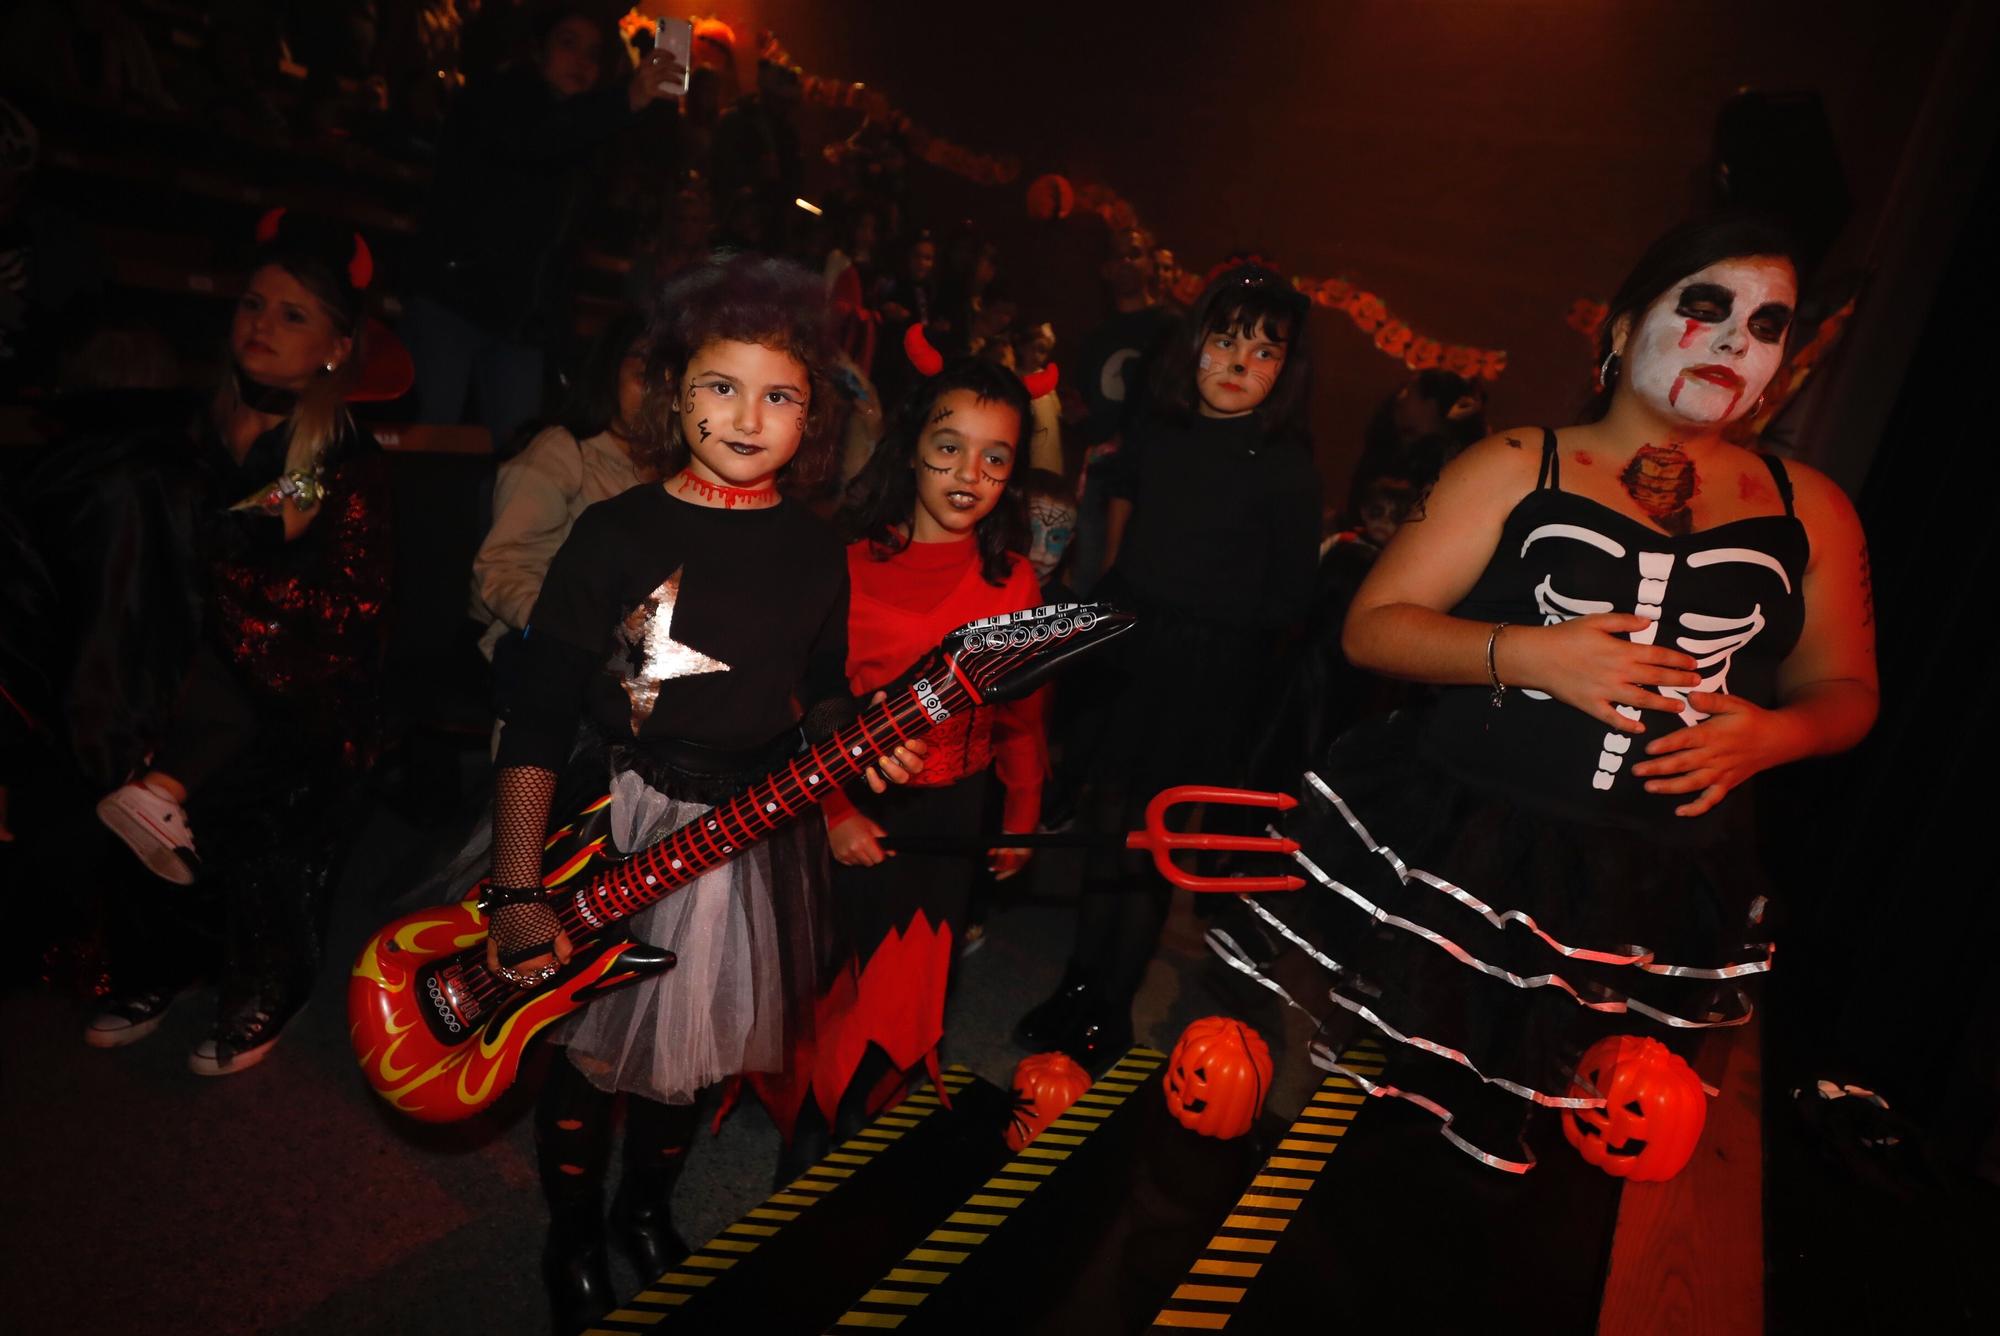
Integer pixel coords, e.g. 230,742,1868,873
484,253,924,1333
65,211,395,1074
1253,215,1879,1170
1016,264,1322,1065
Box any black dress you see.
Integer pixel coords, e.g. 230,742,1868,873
1251,430,1806,1169
1064,411,1321,1011
496,484,851,1103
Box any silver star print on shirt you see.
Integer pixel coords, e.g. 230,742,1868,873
613,565,731,731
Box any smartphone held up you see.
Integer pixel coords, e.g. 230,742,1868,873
654,17,694,97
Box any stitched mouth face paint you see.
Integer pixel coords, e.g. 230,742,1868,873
676,337,811,497
1624,257,1794,427
910,388,1021,543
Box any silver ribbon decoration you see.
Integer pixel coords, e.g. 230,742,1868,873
1305,772,1774,980
1289,845,1753,1031
1306,1043,1536,1174
1205,921,1544,1173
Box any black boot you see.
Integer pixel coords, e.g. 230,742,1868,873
536,1059,616,1335
1014,965,1098,1050
612,1096,696,1280
541,1204,616,1336
1058,1003,1134,1072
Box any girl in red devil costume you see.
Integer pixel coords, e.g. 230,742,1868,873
483,253,924,1334
772,340,1054,1158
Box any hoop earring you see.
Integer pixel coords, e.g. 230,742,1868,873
1750,393,1767,418
1595,350,1619,393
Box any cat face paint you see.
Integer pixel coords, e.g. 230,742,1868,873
1620,256,1795,427
1195,320,1287,418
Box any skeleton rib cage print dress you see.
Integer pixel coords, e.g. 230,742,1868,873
1252,429,1806,1171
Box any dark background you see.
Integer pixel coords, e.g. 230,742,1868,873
701,0,1958,495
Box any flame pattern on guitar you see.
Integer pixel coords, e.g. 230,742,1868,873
349,604,1131,1122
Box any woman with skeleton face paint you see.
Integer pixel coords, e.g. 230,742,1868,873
1015,264,1323,1067
1232,215,1878,1172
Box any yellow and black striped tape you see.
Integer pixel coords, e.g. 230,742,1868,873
584,1066,979,1333
828,1046,1169,1331
1147,1039,1386,1331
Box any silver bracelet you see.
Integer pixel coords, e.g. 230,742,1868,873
1486,622,1510,708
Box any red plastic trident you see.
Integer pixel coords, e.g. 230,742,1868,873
1124,786,1304,893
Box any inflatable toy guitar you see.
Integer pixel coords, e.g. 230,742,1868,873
350,602,1134,1122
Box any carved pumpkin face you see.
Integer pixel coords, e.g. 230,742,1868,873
1163,1016,1273,1140
1562,1034,1707,1181
1006,1052,1093,1152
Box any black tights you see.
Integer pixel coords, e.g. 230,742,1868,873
1070,871,1172,1012
535,1055,699,1222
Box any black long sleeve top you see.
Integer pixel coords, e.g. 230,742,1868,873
495,484,851,773
1103,412,1322,631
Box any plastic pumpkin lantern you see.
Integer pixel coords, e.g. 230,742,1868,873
1005,1052,1092,1152
1163,1016,1272,1140
1562,1034,1707,1181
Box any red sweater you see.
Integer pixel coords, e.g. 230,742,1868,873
821,535,1047,834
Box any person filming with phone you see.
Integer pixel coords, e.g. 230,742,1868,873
400,5,686,453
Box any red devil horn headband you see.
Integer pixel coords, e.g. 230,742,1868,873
254,207,374,292
904,323,945,377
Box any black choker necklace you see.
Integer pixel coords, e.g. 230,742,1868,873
234,366,300,416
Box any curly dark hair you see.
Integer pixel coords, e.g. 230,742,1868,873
631,252,841,488
839,358,1031,586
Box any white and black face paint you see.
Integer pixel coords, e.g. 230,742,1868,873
1621,257,1796,427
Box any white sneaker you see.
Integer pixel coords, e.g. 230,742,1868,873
96,781,201,885
83,986,187,1048
188,996,302,1076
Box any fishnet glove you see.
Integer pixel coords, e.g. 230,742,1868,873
488,889,565,966
488,765,565,980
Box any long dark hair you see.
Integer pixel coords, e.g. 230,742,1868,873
557,307,647,440
1147,263,1313,446
1585,211,1804,421
839,358,1031,586
632,252,840,487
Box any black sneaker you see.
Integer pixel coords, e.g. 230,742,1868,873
188,993,304,1076
83,986,188,1049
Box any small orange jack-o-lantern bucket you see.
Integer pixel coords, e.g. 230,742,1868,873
1163,1016,1273,1140
1562,1034,1708,1182
1005,1052,1093,1152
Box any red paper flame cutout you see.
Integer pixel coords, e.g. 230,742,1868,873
255,207,285,244
904,323,945,377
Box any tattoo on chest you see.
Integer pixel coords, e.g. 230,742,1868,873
1621,443,1699,535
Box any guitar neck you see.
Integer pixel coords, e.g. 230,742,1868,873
553,654,974,934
